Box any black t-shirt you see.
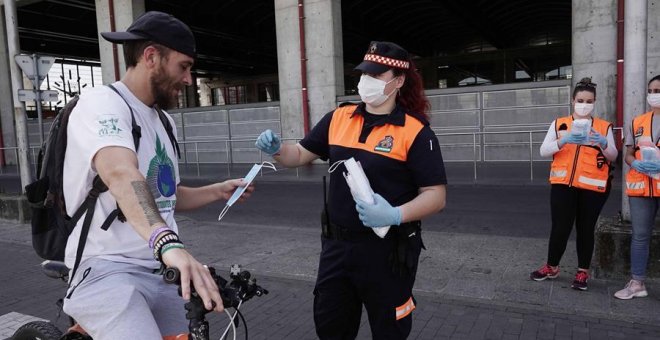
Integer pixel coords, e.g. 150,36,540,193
300,102,447,230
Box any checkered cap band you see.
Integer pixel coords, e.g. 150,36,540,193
363,54,410,69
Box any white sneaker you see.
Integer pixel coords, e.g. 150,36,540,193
614,280,648,300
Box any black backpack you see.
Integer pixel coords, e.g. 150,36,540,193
24,84,180,280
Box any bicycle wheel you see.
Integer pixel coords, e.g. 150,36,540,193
12,321,63,340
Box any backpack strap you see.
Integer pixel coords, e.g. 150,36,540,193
105,84,143,223
67,176,109,286
155,105,181,159
107,84,141,150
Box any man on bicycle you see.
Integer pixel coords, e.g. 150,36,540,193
62,11,251,339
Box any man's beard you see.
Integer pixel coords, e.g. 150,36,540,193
150,65,182,110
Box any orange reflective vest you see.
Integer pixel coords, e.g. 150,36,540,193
625,112,660,197
328,104,425,162
548,116,612,193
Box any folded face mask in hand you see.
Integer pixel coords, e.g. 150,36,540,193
570,119,591,139
218,161,276,221
329,157,391,238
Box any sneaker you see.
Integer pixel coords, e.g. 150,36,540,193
530,264,559,281
614,280,648,300
571,271,589,291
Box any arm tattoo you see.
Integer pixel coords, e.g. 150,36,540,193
131,181,166,227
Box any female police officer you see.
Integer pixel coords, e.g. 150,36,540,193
256,41,446,339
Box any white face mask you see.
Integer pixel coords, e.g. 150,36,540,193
357,74,397,107
218,161,276,221
574,103,594,117
648,93,660,108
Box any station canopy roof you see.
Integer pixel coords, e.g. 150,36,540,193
15,0,570,77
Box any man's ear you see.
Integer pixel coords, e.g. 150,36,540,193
142,45,159,68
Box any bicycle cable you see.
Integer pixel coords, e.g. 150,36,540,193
236,308,248,340
220,300,243,340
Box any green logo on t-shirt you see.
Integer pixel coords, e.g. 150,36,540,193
97,117,122,137
146,136,176,200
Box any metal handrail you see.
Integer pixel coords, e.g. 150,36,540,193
172,130,545,181
2,127,627,182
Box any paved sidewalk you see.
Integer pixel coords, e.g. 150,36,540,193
2,161,655,339
2,217,660,339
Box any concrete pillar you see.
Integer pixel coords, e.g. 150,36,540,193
0,6,16,165
95,0,145,84
275,0,343,140
4,0,32,189
184,74,198,107
622,0,648,221
571,0,617,124
199,79,212,106
648,1,660,77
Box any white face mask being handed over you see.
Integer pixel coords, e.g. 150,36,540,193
357,74,397,107
574,103,594,117
648,93,660,108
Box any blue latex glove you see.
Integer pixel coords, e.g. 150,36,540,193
255,129,281,155
559,133,587,147
641,161,660,174
355,193,402,228
588,129,608,149
631,160,660,175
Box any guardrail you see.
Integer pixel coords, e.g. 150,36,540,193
0,127,624,182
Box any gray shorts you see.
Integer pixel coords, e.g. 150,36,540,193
63,258,187,340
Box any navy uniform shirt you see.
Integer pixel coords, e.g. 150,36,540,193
300,102,447,230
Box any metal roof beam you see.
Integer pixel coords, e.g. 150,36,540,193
439,0,512,50
15,0,45,7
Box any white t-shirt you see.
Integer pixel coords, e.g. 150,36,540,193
63,82,180,269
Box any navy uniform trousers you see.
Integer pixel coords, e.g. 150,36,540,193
313,224,423,340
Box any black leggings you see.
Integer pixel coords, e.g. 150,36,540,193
547,184,610,269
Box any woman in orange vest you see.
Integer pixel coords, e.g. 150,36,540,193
614,74,660,300
530,77,618,291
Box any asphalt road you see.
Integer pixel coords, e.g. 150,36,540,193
178,179,623,239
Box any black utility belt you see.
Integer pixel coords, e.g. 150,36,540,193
321,220,421,242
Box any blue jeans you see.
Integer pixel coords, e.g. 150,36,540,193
628,197,660,281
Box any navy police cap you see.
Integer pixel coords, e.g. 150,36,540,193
354,41,410,74
101,11,196,58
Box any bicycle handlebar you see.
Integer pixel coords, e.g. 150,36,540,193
163,265,268,340
163,265,268,308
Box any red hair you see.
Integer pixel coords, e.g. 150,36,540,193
393,60,430,120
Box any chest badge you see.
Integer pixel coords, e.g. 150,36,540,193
374,135,394,153
635,126,644,137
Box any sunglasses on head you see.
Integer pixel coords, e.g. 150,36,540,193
576,81,597,88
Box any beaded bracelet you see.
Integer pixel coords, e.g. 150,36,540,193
149,227,172,249
154,232,179,249
153,233,181,262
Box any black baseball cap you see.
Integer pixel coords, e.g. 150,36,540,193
101,11,196,58
354,41,410,75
